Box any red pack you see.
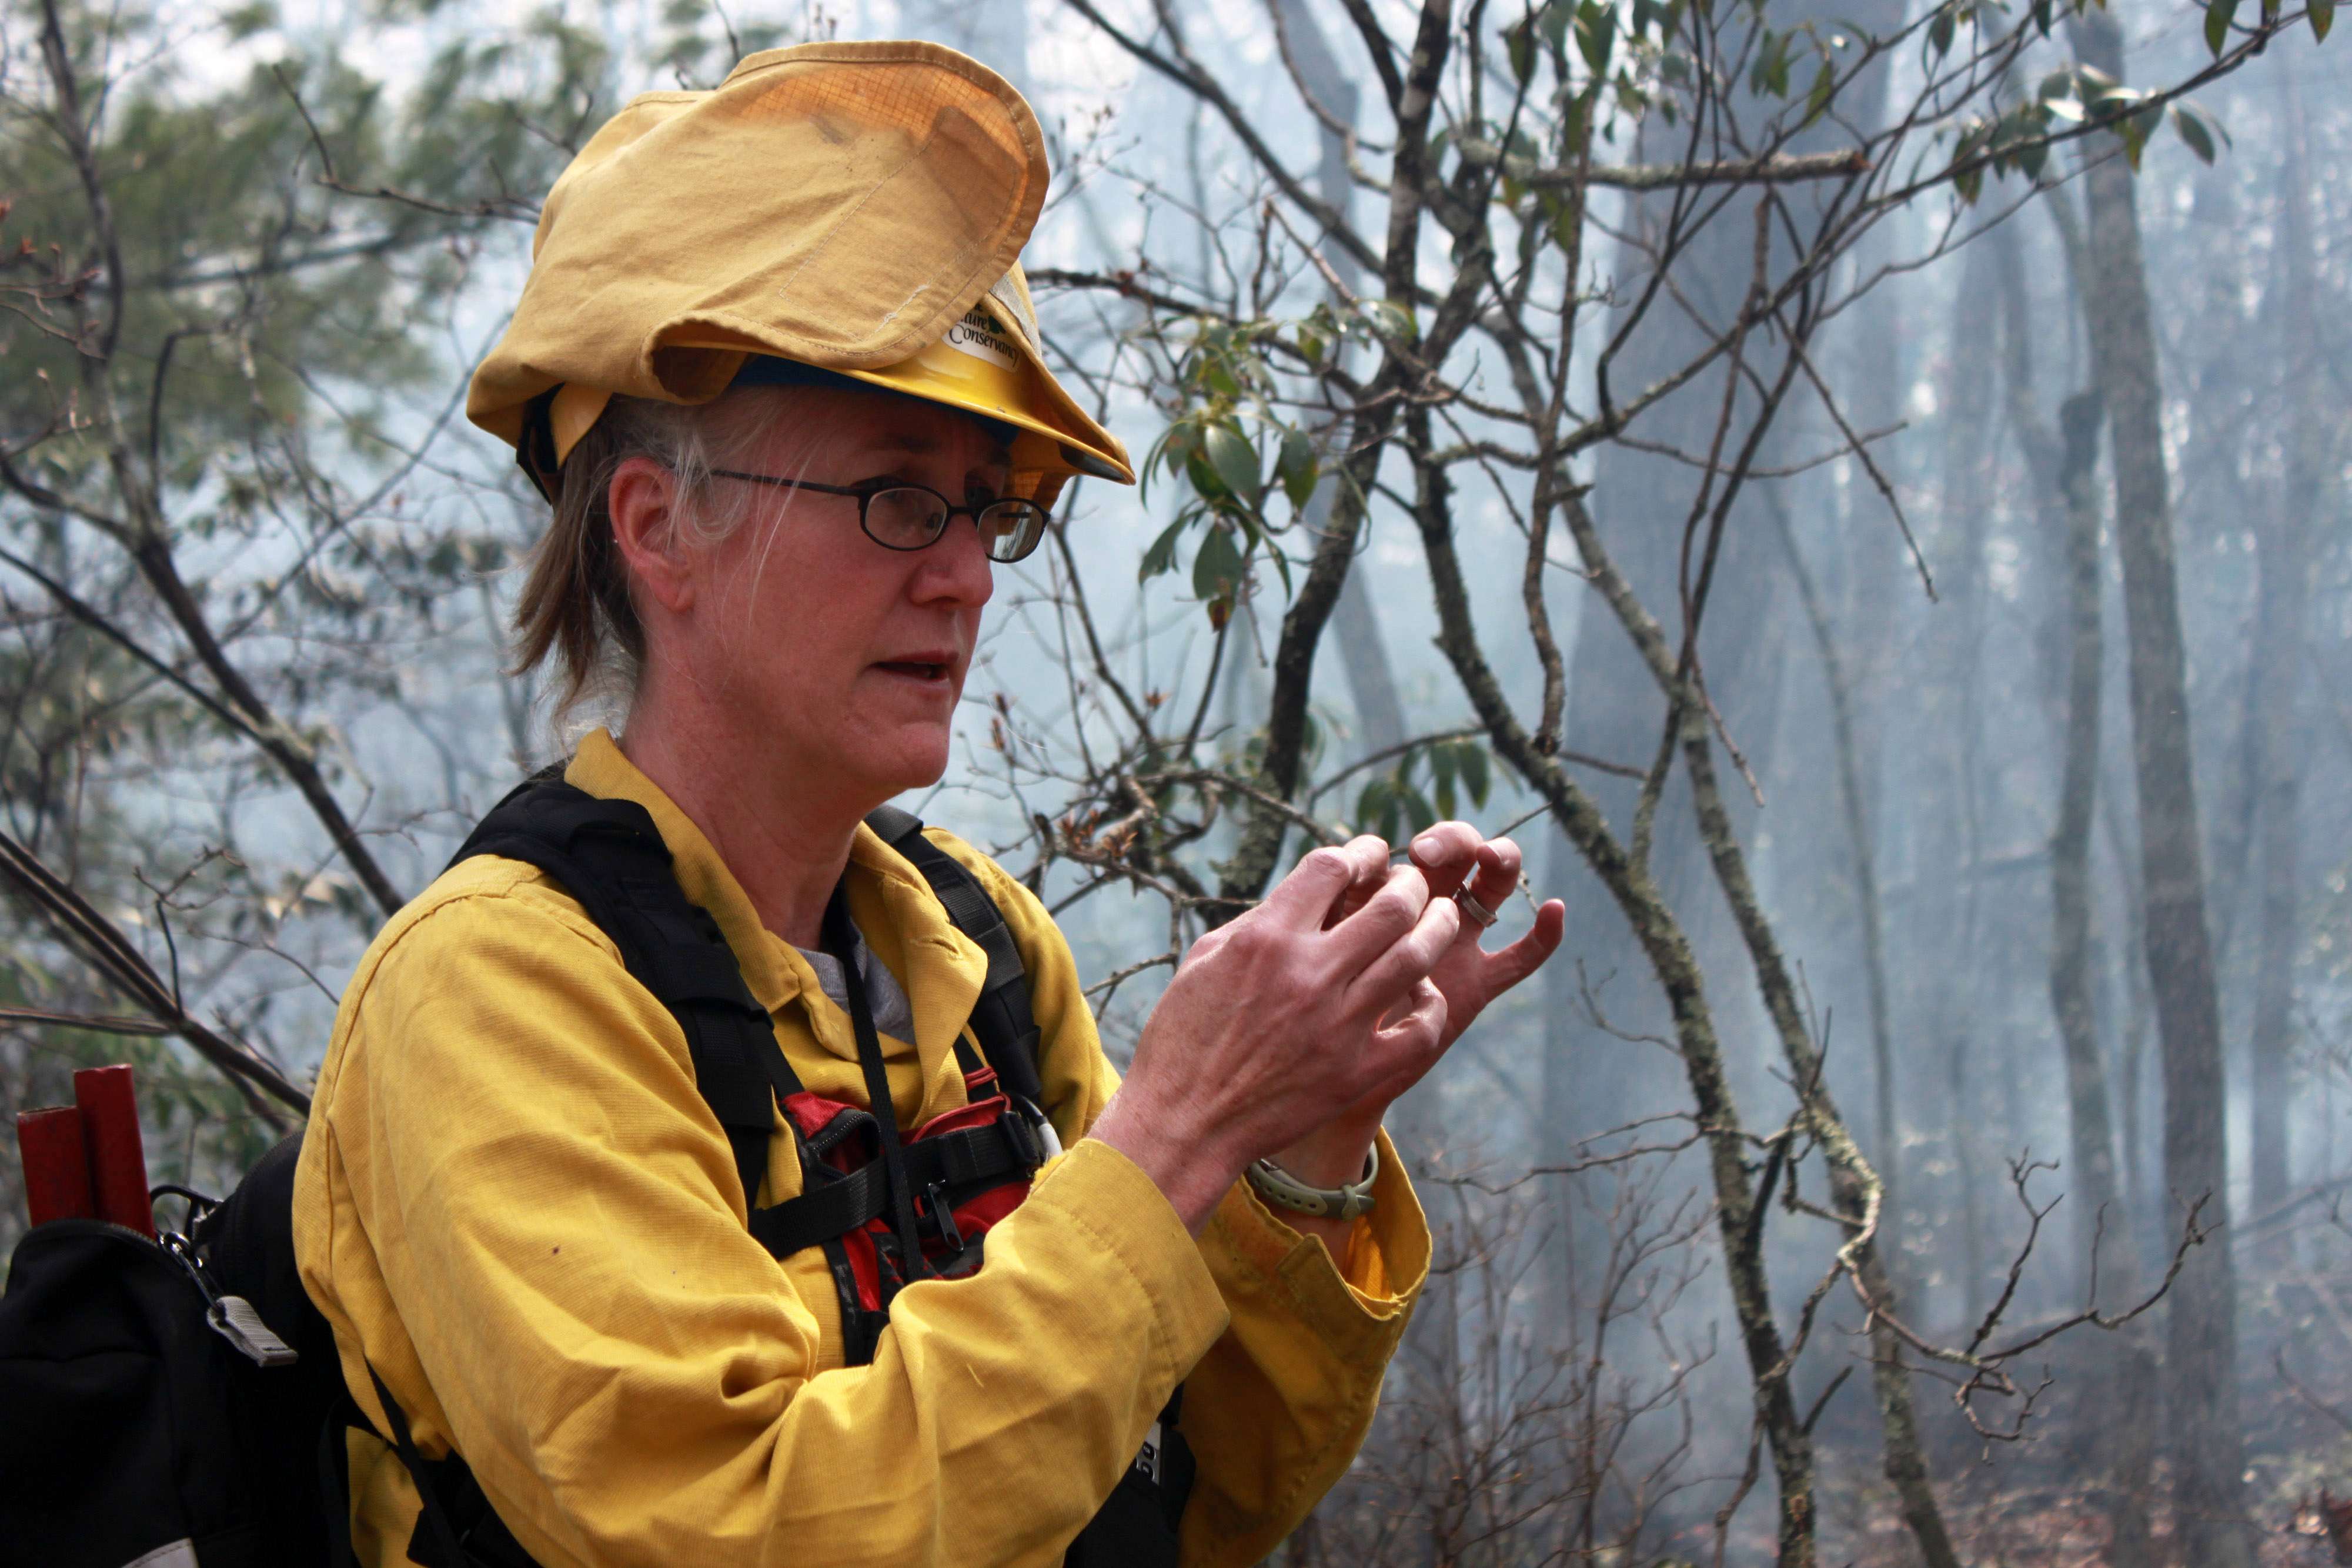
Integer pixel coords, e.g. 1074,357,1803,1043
770,1059,1052,1362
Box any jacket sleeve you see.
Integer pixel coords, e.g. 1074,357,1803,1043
300,879,1231,1568
936,840,1434,1568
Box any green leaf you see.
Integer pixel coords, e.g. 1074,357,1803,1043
1278,427,1319,511
1202,423,1262,507
1153,423,1198,483
1927,6,1955,58
1459,744,1492,808
1575,0,1616,78
2014,129,2049,180
1184,447,1232,504
2171,103,2217,163
1362,297,1418,342
2204,0,2239,56
1358,777,1398,844
1549,188,1581,253
222,1,278,38
1192,521,1246,620
1401,785,1437,837
1802,57,1835,128
1540,0,1573,51
1506,19,1538,85
2313,0,2335,40
1139,516,1188,581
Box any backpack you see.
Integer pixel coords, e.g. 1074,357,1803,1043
1,775,1191,1567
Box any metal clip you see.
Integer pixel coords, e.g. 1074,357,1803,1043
208,1295,300,1367
1012,1094,1062,1160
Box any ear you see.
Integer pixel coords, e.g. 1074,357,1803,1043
607,457,696,616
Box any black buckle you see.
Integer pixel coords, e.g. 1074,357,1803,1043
1001,1105,1044,1169
923,1181,965,1253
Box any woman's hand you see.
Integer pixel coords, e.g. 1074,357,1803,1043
1261,825,1564,1238
1087,837,1456,1234
1405,824,1566,1051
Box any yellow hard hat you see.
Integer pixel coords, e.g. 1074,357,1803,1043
466,41,1132,509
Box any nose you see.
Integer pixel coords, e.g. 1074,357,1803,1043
908,508,996,610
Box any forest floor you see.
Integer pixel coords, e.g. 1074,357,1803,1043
1804,1263,2352,1566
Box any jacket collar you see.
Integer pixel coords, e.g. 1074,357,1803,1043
563,728,985,1108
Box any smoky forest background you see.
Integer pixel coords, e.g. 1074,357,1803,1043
4,0,2351,1560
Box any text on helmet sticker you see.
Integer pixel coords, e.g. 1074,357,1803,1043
943,309,1018,371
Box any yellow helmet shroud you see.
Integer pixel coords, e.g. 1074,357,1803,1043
466,41,1131,510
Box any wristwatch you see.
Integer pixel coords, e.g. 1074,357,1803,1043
1245,1145,1379,1222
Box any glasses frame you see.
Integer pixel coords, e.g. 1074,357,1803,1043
706,470,1050,564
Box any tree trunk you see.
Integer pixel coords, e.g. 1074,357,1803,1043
1993,207,2130,1297
2248,97,2319,1257
2044,388,2127,1281
1766,497,1895,1255
2036,385,2156,1568
2070,14,2252,1562
1843,269,1905,1229
1272,0,1410,774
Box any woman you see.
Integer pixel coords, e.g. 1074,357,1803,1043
295,40,1564,1568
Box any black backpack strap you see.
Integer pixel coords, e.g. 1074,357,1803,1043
863,804,1047,1105
319,1407,359,1568
453,779,802,1211
744,1114,1044,1258
824,884,930,1282
367,1364,475,1568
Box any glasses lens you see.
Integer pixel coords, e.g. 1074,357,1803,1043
977,500,1048,563
864,487,950,550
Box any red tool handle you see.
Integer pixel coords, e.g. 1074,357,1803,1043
74,1065,154,1237
16,1105,93,1227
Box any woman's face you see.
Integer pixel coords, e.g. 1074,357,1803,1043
641,386,1007,808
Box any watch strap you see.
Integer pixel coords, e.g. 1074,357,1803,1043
1245,1144,1379,1222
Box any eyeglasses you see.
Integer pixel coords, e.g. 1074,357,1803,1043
707,471,1051,564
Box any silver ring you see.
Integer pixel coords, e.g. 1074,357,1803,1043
1452,886,1499,928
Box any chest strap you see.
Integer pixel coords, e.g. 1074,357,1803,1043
450,777,1046,1241
864,804,1047,1106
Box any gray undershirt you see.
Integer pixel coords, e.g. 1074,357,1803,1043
795,923,916,1042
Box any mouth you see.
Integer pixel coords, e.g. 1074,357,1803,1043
873,657,955,685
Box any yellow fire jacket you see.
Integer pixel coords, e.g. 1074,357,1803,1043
293,730,1430,1567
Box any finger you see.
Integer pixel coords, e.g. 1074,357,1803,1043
1452,848,1522,943
1259,844,1363,929
1324,835,1392,929
1324,862,1435,971
1343,885,1460,1015
1407,823,1484,897
1479,836,1526,884
1480,898,1566,989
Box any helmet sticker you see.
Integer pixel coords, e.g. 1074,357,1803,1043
943,309,1018,370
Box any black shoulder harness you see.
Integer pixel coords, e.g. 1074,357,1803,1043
436,773,1190,1568
450,775,1047,1259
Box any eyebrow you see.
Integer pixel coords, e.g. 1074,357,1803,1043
865,433,1015,467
